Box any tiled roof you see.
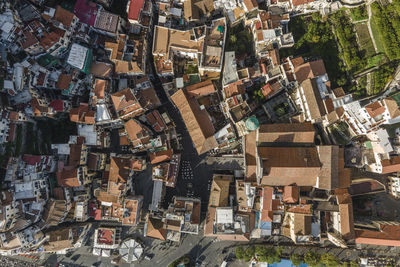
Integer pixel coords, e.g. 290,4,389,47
171,89,216,155
124,119,151,147
70,103,95,124
383,97,400,119
259,147,321,186
56,74,72,90
258,122,315,144
146,216,167,240
365,101,386,118
294,59,326,84
355,224,400,246
339,203,355,240
109,156,132,183
111,88,143,118
300,78,326,120
317,146,339,190
381,156,400,174
150,149,173,164
186,79,216,97
283,185,299,204
54,6,74,28
128,0,145,21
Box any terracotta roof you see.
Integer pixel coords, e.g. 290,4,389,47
381,156,400,174
300,78,327,120
317,146,339,190
292,0,315,7
224,80,245,98
49,100,64,112
186,80,216,97
171,89,216,155
137,86,161,109
128,0,145,21
124,119,151,147
365,101,386,118
111,88,144,118
146,216,167,240
383,97,400,119
259,147,321,186
150,149,173,164
209,175,232,207
68,144,83,166
324,98,334,113
146,110,166,133
245,131,257,181
283,185,299,204
56,74,72,90
122,197,142,225
339,203,355,240
153,26,203,59
31,97,50,116
261,186,274,222
90,62,113,78
258,122,315,143
290,56,304,67
20,30,39,49
333,87,345,98
57,166,80,187
54,6,74,28
70,103,95,124
338,148,351,188
355,224,400,246
39,29,64,51
109,156,132,183
268,49,280,66
287,204,312,214
184,0,214,21
243,0,258,10
293,213,312,235
93,79,108,100
294,59,326,84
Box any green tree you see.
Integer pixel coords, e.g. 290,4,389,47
290,253,303,266
244,246,255,261
349,261,359,267
321,253,340,267
304,251,321,266
230,35,237,44
235,246,245,260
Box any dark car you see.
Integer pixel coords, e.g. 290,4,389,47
71,254,80,261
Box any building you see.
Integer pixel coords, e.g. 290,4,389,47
171,89,217,155
67,43,93,74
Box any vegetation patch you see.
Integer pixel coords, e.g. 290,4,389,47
349,5,368,21
370,1,400,60
328,121,352,145
235,245,282,263
354,23,375,58
281,13,347,88
226,23,254,56
369,15,386,53
330,10,364,72
373,62,397,94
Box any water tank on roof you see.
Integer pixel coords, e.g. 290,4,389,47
245,116,259,131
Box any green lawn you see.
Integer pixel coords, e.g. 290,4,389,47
370,14,388,54
355,23,375,58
